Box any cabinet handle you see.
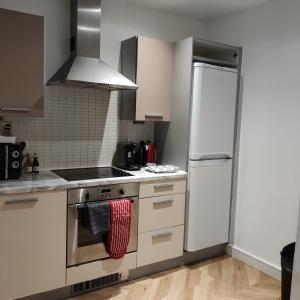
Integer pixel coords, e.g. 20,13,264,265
1,107,32,112
145,114,164,120
5,198,39,205
153,199,174,205
152,232,173,239
154,183,174,189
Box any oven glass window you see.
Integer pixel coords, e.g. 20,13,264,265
77,205,108,247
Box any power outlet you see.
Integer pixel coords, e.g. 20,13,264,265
2,121,12,136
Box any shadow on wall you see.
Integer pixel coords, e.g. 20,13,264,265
154,121,170,165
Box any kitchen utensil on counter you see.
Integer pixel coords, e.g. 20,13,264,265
146,142,156,164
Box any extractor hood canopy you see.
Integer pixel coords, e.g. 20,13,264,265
47,0,137,90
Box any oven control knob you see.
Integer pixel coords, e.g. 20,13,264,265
85,193,90,200
119,188,125,195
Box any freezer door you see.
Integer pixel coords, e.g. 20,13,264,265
185,159,232,251
189,65,237,160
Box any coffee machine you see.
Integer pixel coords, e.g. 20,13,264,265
114,142,142,171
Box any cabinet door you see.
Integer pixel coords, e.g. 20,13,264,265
0,8,44,116
0,191,67,300
136,37,173,121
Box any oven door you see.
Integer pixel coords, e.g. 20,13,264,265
67,197,138,267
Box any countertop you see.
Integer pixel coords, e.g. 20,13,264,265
0,168,187,195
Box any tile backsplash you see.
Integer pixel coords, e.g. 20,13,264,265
9,86,153,170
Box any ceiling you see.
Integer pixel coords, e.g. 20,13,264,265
114,0,270,21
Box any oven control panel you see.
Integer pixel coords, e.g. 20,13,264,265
67,182,139,204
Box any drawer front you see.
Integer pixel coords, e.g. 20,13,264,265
139,194,185,233
139,179,186,198
66,252,137,286
137,226,184,267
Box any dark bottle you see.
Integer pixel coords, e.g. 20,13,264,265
32,153,39,173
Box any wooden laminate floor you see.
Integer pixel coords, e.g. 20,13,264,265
70,256,281,300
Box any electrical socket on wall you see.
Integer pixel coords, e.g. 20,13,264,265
2,120,12,136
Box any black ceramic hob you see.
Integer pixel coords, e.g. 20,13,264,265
52,166,133,182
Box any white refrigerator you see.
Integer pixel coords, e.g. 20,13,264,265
185,62,238,252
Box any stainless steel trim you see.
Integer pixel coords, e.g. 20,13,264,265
153,199,174,205
5,198,39,204
152,232,173,239
154,183,174,189
1,107,32,112
68,182,139,204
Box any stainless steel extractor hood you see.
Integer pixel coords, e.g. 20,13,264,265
47,0,137,90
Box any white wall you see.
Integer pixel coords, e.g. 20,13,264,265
0,0,70,81
205,0,300,269
101,0,204,69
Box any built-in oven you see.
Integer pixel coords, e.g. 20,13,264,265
67,182,139,267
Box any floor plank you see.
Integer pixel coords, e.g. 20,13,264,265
69,256,281,300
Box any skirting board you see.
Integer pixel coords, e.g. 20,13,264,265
226,244,281,280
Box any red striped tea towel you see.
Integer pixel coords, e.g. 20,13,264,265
107,199,132,259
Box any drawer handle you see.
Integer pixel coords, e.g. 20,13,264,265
145,114,164,120
1,107,32,112
5,198,39,205
154,184,174,189
152,232,173,239
153,199,174,205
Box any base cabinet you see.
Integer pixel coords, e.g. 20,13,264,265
137,226,184,267
137,179,186,267
0,191,67,300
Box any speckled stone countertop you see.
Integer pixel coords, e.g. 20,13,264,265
0,168,187,195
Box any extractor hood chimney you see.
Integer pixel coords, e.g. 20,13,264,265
47,0,137,90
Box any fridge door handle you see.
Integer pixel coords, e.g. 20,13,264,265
190,153,232,161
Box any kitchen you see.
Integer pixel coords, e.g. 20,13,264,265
0,0,300,300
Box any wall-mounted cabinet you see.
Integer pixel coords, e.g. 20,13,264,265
193,38,239,68
121,36,173,122
0,8,44,117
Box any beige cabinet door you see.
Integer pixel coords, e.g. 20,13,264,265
136,37,173,121
0,191,67,300
0,8,44,116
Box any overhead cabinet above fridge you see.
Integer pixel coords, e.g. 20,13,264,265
0,8,44,117
120,36,174,122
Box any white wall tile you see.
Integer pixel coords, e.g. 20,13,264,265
11,86,154,169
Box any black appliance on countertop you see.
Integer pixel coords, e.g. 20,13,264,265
114,142,143,171
0,142,26,180
52,166,132,182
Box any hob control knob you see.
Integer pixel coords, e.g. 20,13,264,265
119,188,125,195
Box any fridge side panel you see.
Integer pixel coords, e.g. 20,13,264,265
154,37,193,170
185,160,232,251
189,66,238,159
